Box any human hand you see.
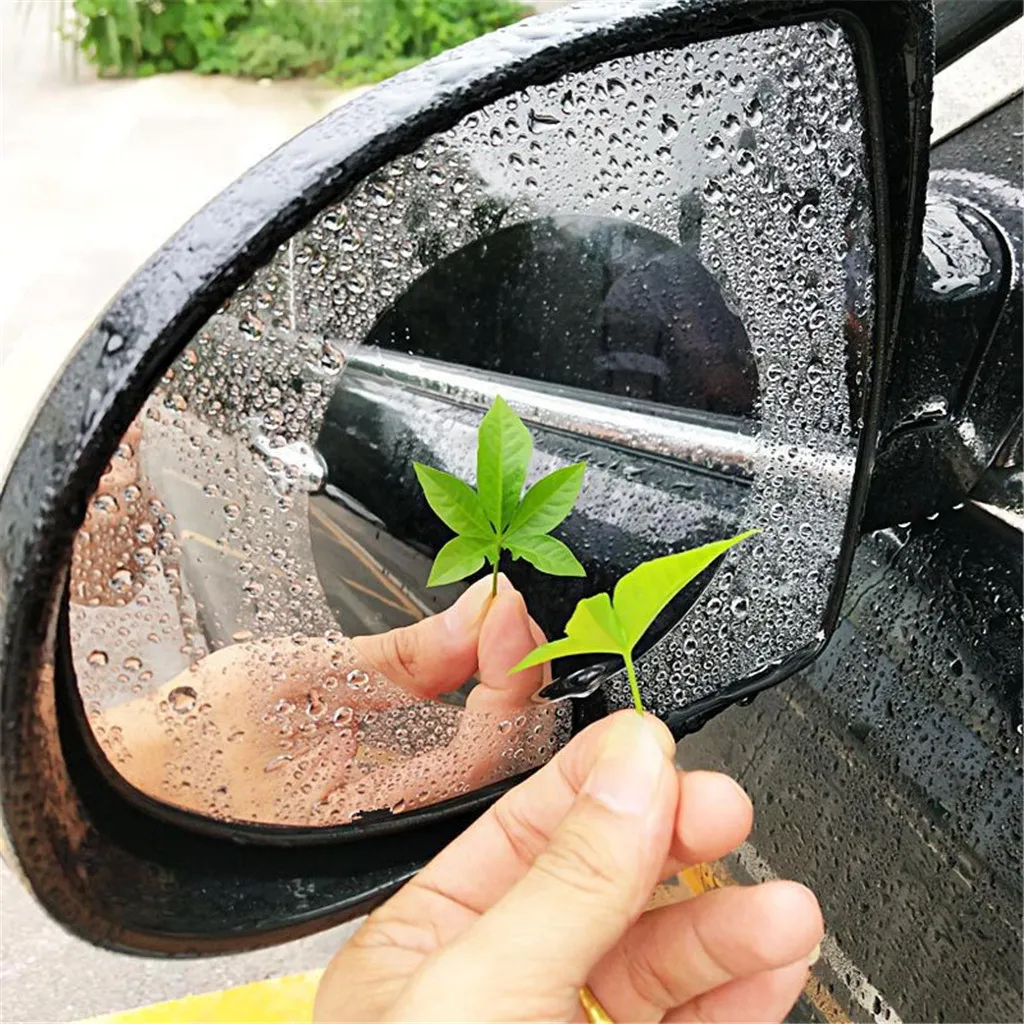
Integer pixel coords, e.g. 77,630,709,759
314,710,823,1023
95,575,559,826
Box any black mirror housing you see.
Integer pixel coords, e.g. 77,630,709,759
0,0,933,954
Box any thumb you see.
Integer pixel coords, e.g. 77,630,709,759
453,712,677,999
352,575,502,697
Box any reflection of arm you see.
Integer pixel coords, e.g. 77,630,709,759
91,592,559,828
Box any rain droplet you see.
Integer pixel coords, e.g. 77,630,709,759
87,649,109,667
346,669,369,690
109,569,133,592
735,149,756,175
527,109,560,133
264,753,294,773
705,135,725,158
702,179,725,205
168,686,198,714
658,113,679,140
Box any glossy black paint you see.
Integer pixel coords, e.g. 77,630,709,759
0,1,932,954
865,170,1023,529
933,0,1021,70
931,91,1023,183
683,503,1023,1022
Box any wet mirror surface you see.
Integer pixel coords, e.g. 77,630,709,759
69,20,874,830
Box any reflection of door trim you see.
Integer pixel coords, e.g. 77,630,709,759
345,348,758,479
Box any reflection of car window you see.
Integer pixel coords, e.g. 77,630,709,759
365,216,759,418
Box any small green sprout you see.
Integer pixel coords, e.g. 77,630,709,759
511,530,759,713
414,396,586,596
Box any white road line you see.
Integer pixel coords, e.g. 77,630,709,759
734,840,904,1024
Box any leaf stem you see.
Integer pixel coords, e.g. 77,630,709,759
623,650,644,715
490,552,501,597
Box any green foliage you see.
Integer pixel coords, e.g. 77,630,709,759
513,531,760,714
414,396,586,592
65,0,527,82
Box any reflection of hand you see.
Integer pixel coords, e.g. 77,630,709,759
95,575,557,826
315,712,823,1023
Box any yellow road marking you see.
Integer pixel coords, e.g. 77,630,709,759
338,571,415,616
310,503,425,620
688,860,850,1024
76,970,323,1024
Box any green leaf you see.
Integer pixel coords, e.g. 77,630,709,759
505,532,586,577
509,593,624,675
510,635,607,674
413,462,493,539
507,463,586,536
426,535,494,587
510,530,760,718
567,592,627,650
476,396,532,531
612,530,760,648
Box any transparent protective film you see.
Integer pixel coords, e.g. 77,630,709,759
69,20,872,829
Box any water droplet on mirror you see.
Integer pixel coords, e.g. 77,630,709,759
109,569,133,592
92,493,118,514
168,686,198,714
264,753,294,773
705,135,725,158
346,669,369,690
87,649,109,667
658,113,679,140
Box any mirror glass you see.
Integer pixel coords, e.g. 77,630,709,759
68,19,873,831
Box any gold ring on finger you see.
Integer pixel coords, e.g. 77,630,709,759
578,983,614,1024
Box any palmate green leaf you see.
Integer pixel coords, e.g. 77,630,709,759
426,534,495,587
612,530,760,648
477,395,532,531
505,532,585,578
507,463,586,536
413,462,493,539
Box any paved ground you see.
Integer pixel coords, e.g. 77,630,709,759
1,0,1021,1021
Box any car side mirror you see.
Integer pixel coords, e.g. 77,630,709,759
0,0,933,954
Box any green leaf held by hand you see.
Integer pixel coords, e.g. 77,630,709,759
511,530,759,714
414,396,587,594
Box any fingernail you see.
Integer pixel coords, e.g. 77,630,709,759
444,578,493,637
582,713,669,816
808,943,821,967
496,572,514,593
